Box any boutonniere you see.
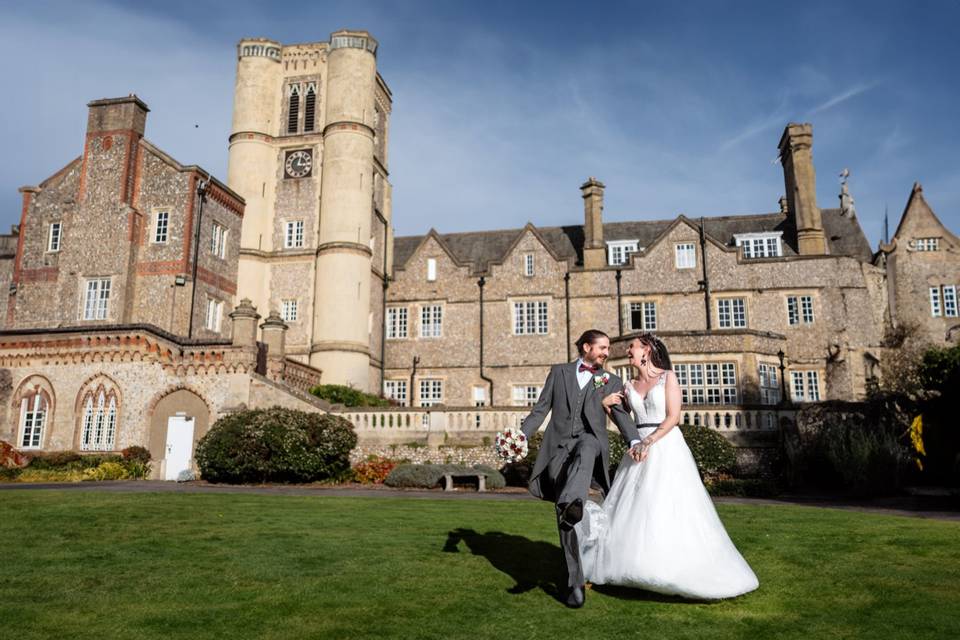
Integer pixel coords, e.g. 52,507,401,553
593,373,610,389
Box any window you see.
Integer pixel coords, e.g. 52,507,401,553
80,389,118,451
614,366,632,382
19,392,48,449
152,212,169,243
83,278,111,320
48,222,62,252
210,222,227,258
735,232,783,258
513,301,549,335
944,286,958,317
287,83,301,134
426,258,437,282
472,386,488,407
385,380,407,405
205,298,223,332
304,83,317,133
512,385,542,407
674,362,738,405
285,220,304,248
607,240,639,266
717,298,746,328
628,301,657,331
675,243,696,269
386,307,408,339
930,287,942,317
419,379,443,407
759,363,780,405
524,254,535,277
787,295,814,325
281,299,298,322
915,237,940,251
790,370,821,402
420,305,442,338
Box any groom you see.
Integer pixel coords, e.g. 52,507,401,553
519,329,642,608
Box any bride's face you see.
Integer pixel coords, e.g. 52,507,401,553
629,341,651,369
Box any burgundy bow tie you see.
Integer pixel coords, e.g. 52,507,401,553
579,364,599,374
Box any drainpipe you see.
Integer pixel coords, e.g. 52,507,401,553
564,271,571,361
409,355,420,408
615,268,623,336
698,217,712,330
379,214,389,395
187,177,208,339
478,277,494,406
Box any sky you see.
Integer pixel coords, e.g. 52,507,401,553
1,0,958,248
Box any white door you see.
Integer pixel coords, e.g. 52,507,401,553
164,416,195,481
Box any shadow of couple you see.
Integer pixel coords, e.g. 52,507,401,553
442,528,684,604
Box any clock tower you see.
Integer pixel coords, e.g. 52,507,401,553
227,31,393,392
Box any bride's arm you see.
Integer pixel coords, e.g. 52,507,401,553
640,371,682,449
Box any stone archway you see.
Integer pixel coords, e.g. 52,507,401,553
148,389,211,480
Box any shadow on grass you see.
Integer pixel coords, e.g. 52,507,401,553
443,528,565,602
590,584,705,604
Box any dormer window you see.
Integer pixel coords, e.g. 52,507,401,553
914,238,940,252
735,232,783,258
607,240,639,266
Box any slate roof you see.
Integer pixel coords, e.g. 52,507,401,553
393,208,874,272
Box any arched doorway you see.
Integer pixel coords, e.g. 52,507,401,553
148,389,211,481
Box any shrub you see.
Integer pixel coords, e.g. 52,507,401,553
82,461,130,481
121,446,152,463
352,456,397,484
16,468,85,483
704,476,781,498
27,452,123,471
309,384,392,408
195,406,357,484
123,460,151,479
0,466,22,481
0,441,29,469
385,463,506,489
679,425,737,476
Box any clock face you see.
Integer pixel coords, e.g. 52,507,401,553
284,149,313,179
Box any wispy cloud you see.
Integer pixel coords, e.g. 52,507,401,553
807,81,879,116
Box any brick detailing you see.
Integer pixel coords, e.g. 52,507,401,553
197,266,238,295
18,268,59,283
206,183,244,218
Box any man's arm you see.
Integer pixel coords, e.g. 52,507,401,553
606,377,641,446
520,365,557,440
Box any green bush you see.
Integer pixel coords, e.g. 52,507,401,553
196,406,357,484
309,384,392,408
679,425,737,476
704,477,781,498
15,468,85,483
82,462,129,481
385,463,506,489
123,461,151,479
27,452,122,471
0,467,22,481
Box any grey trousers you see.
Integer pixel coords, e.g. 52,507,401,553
546,434,601,589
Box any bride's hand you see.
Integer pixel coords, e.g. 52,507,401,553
601,391,624,411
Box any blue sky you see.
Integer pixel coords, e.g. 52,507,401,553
2,0,958,247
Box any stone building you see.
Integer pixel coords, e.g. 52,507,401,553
227,31,394,392
382,122,958,419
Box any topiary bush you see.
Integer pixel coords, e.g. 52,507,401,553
679,424,737,477
352,455,397,484
196,406,357,484
385,463,506,489
309,384,392,408
121,446,151,464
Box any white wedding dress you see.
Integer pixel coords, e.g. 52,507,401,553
576,374,759,599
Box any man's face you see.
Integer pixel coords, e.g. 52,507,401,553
583,336,610,366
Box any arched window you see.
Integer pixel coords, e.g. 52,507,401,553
287,83,301,134
76,379,121,452
303,83,317,133
13,377,55,450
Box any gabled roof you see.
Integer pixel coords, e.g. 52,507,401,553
393,207,874,272
890,182,960,247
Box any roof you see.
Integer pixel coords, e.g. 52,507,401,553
393,208,874,272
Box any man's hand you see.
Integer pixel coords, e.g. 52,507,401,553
629,443,644,462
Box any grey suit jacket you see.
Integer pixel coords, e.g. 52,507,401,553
520,361,640,500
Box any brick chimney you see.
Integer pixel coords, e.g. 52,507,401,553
86,95,149,137
778,123,826,255
581,177,606,269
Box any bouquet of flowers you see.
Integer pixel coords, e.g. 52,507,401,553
495,427,528,463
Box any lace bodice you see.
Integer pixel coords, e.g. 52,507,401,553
625,373,667,425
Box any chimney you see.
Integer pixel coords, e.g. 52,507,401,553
86,95,149,137
229,299,261,347
581,177,606,269
260,310,288,357
778,123,826,255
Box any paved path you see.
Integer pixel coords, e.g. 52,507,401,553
2,481,958,521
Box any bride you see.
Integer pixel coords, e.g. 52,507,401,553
575,333,759,600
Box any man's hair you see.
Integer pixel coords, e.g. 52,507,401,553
575,329,609,356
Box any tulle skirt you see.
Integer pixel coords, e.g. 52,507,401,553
576,426,759,599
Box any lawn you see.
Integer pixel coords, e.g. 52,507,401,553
1,491,957,640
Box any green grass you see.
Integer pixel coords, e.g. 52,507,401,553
1,491,957,640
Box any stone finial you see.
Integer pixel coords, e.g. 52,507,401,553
839,181,857,218
260,310,288,357
779,196,789,214
581,177,606,268
229,298,261,347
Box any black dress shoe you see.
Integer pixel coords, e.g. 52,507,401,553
559,498,584,528
564,585,585,608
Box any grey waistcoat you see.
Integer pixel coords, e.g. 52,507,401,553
571,380,590,436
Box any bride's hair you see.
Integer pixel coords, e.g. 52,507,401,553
633,333,672,372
